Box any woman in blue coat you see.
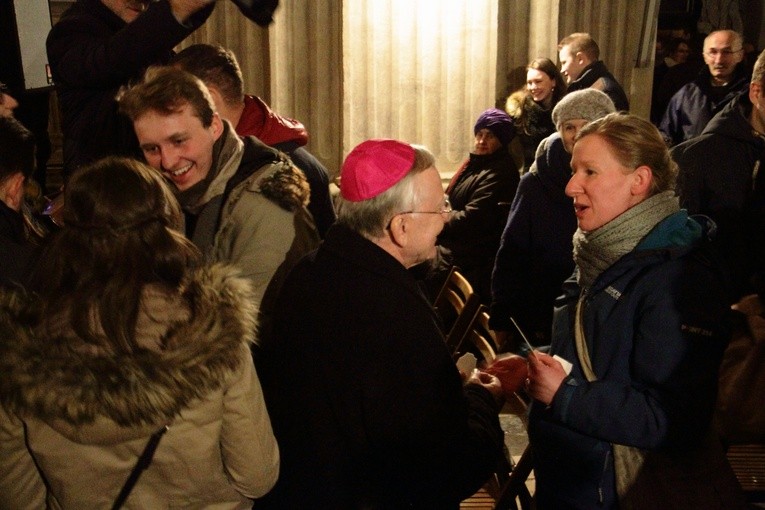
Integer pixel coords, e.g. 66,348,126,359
525,113,744,509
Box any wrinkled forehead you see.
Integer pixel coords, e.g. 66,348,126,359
705,33,738,51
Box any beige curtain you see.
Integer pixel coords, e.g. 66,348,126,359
176,0,656,178
343,0,499,177
270,0,343,176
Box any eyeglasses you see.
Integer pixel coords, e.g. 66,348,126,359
704,48,742,58
386,195,452,229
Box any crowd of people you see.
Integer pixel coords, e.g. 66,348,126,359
0,0,762,508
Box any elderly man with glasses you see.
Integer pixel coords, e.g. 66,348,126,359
660,29,750,146
254,139,507,509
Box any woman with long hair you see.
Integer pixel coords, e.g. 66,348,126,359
505,58,567,171
0,157,279,509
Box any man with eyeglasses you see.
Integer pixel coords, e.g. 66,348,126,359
254,139,506,509
671,48,765,303
660,29,749,146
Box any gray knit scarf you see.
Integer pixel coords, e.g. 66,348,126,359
572,190,679,289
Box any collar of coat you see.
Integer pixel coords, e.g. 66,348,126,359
0,265,256,433
180,123,310,215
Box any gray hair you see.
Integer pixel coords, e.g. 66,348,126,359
336,145,436,239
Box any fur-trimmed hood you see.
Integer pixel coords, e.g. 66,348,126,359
0,265,257,445
192,124,310,215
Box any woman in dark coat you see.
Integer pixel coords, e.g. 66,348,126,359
435,108,520,302
505,58,567,171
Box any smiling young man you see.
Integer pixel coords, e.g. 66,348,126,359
119,67,319,339
659,29,749,146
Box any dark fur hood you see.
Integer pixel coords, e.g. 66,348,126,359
0,265,257,444
240,135,311,212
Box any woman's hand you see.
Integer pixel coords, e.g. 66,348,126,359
526,351,567,405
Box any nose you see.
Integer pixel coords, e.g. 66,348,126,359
159,147,180,171
564,172,580,198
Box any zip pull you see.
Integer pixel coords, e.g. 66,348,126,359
753,160,760,192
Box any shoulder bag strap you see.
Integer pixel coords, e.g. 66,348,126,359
111,426,169,510
574,295,597,382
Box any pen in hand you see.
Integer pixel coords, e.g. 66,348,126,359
510,317,537,359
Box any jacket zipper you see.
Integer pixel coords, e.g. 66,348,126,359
598,449,610,505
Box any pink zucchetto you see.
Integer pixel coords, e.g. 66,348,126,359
340,139,416,202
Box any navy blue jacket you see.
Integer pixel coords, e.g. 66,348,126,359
490,133,576,345
659,64,749,146
529,212,731,509
567,60,629,112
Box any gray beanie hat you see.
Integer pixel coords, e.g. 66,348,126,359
552,89,616,128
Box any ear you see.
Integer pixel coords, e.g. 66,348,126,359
630,165,654,197
387,214,408,248
210,112,224,140
576,51,586,64
1,172,25,210
749,81,762,108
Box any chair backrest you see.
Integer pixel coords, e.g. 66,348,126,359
727,444,765,503
433,268,481,355
455,304,498,363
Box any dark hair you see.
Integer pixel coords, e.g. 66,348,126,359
32,157,201,354
528,58,567,104
667,37,689,55
171,44,245,106
0,116,35,181
507,58,568,134
118,67,216,127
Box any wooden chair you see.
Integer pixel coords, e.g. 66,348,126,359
492,443,533,510
434,267,481,356
454,305,498,363
459,306,533,510
727,444,765,503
